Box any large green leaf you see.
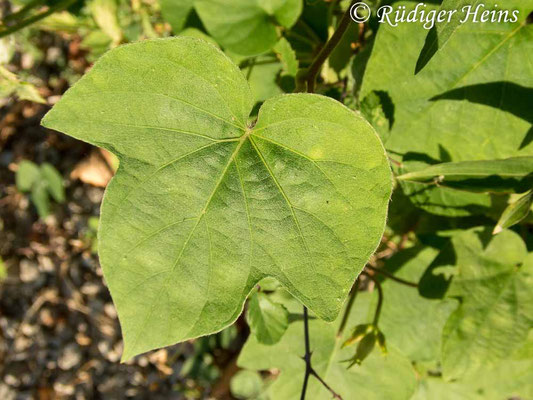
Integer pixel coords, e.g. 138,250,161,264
41,37,392,360
440,229,533,380
238,292,417,400
362,0,533,216
194,0,302,56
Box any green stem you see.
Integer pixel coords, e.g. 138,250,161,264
0,0,76,39
2,0,44,23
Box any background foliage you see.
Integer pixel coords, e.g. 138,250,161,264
0,0,532,399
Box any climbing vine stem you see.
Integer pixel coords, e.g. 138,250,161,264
297,0,356,92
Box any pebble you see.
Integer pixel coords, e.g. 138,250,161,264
58,343,82,370
19,260,39,282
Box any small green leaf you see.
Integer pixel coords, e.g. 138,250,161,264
376,330,387,354
230,370,263,400
195,0,303,56
31,180,51,218
41,37,392,360
493,189,533,234
41,163,65,203
397,157,533,193
89,0,122,45
16,160,40,192
1,66,46,104
247,291,289,345
274,37,298,77
345,331,377,368
342,323,372,348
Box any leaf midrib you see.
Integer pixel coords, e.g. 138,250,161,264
128,119,344,351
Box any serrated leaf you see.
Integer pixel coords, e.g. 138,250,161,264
493,189,533,234
41,163,65,203
16,160,40,192
397,157,533,193
362,0,533,216
246,291,289,345
238,292,417,400
195,0,303,56
440,229,533,380
415,0,482,74
41,37,392,360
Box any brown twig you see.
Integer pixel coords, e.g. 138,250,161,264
297,1,356,92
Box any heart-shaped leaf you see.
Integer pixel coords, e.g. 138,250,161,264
42,37,392,360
